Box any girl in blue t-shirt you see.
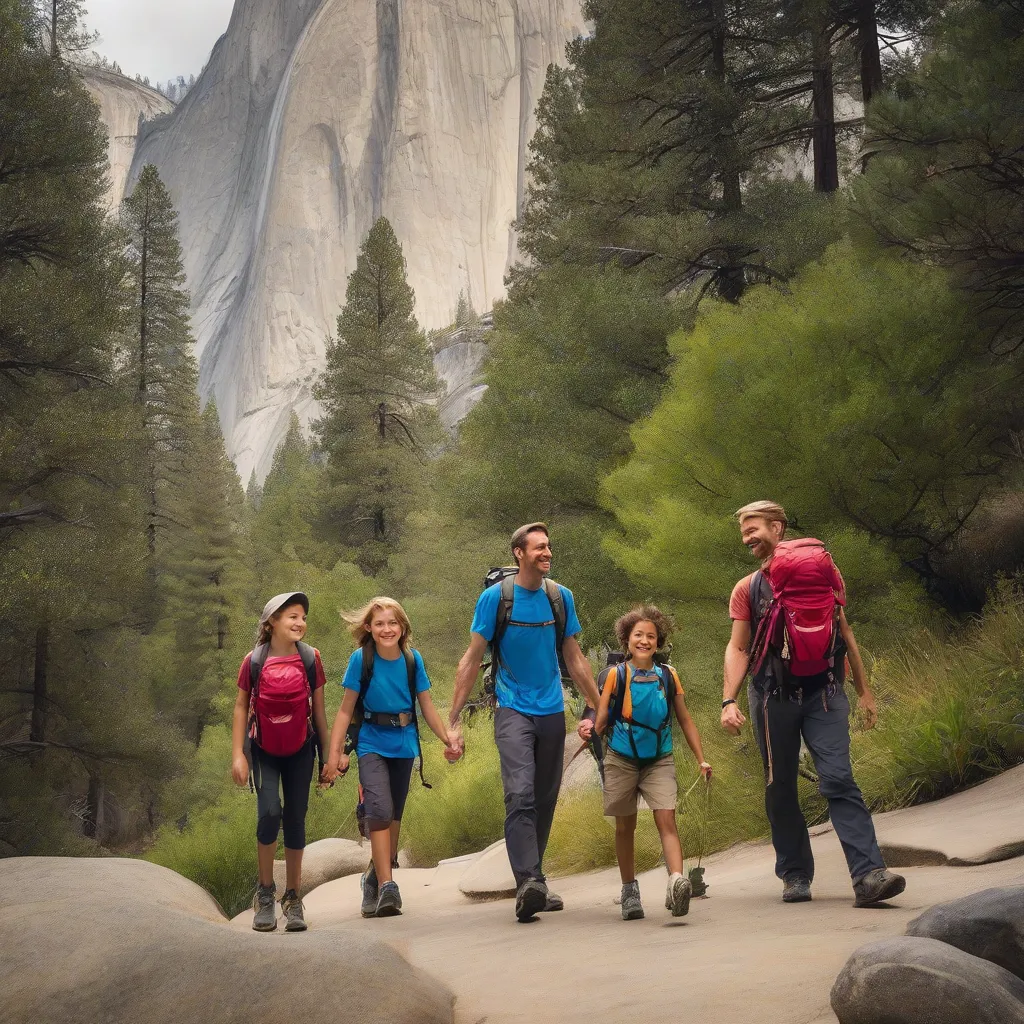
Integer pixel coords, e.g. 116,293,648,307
592,605,711,921
325,597,460,918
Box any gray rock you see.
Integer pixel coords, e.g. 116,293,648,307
830,935,1024,1024
907,885,1024,981
0,857,454,1024
458,839,516,899
273,837,370,897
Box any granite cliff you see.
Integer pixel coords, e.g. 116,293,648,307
122,0,584,482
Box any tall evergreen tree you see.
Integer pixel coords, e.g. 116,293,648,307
313,217,441,572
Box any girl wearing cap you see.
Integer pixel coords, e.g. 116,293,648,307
324,597,460,918
231,592,330,932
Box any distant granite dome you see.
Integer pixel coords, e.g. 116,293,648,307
118,0,584,483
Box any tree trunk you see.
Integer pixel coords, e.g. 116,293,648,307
50,0,58,58
84,776,105,841
856,0,884,105
29,623,48,744
811,24,839,193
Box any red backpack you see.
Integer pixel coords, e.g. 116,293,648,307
245,641,321,763
749,538,846,679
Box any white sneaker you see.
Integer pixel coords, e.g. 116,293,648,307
667,872,692,917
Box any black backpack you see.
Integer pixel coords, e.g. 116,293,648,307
481,566,569,704
603,660,679,766
344,642,430,789
245,640,322,785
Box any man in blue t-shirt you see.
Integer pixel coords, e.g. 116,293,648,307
449,522,601,922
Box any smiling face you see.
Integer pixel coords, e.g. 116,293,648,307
370,607,404,652
739,514,785,562
270,603,307,645
627,620,660,665
515,529,552,576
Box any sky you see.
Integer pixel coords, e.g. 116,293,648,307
86,0,236,85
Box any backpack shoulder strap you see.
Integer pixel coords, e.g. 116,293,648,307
249,643,270,695
296,641,317,693
656,665,680,725
493,576,516,650
403,648,417,705
542,578,567,651
608,661,629,727
749,570,771,635
359,643,374,697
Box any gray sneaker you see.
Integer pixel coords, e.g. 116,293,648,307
620,879,644,921
375,880,402,917
360,860,379,919
853,868,906,907
541,891,564,913
281,888,307,931
252,882,277,931
782,875,812,903
667,873,692,917
515,878,548,922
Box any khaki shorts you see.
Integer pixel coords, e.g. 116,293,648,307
602,750,678,817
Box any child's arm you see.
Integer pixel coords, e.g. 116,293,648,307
594,673,615,736
417,690,460,757
674,693,712,779
231,688,249,786
325,688,359,779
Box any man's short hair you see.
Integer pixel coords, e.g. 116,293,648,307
735,500,788,531
510,521,549,565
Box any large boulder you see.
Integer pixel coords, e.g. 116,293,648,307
830,935,1024,1024
906,885,1024,981
0,857,454,1024
273,837,369,897
458,839,516,899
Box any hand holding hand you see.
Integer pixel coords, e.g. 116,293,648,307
699,761,712,781
577,718,594,740
858,690,878,730
335,752,350,777
721,702,746,736
231,754,249,787
318,763,336,788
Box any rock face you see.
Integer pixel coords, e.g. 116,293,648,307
0,856,455,1024
126,0,585,483
272,836,369,897
81,67,174,212
830,935,1024,1024
432,314,493,432
458,838,516,898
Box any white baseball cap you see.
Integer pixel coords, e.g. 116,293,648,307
259,592,309,624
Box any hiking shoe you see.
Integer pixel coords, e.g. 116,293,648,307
853,868,906,907
252,882,277,931
541,891,564,913
782,875,812,903
620,880,644,921
515,878,548,922
281,888,307,931
360,860,379,919
375,880,402,917
667,872,692,918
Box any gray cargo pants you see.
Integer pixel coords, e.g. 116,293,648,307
748,681,886,883
494,707,566,888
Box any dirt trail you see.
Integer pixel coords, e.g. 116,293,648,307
234,767,1024,1024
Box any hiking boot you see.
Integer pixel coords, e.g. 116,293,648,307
252,882,277,931
375,880,402,917
666,872,692,918
360,860,379,919
515,878,548,922
782,875,812,903
620,880,644,921
853,868,906,908
281,888,307,931
541,891,564,913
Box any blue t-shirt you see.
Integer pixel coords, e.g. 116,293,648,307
342,646,430,759
470,580,582,716
603,663,682,761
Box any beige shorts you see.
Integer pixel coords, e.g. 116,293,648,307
602,750,678,817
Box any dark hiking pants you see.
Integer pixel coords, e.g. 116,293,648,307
748,682,885,884
252,737,314,849
494,707,566,888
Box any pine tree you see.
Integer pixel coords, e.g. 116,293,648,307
119,163,201,598
313,217,441,571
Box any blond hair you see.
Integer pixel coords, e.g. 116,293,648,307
342,597,413,653
510,521,549,566
735,500,788,534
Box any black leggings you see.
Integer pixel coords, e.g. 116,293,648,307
252,738,314,849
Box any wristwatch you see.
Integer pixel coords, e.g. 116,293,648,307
721,698,737,708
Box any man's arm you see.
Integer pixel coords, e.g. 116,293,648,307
449,632,489,731
721,618,750,734
562,635,601,710
839,608,877,729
